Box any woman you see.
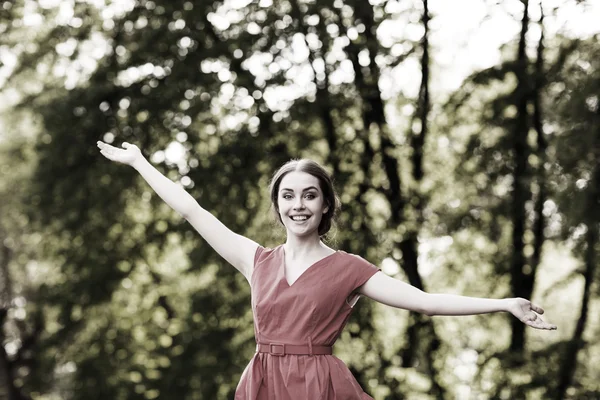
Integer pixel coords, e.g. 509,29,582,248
97,141,556,399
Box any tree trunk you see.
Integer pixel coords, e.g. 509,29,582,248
345,0,445,396
401,0,431,369
0,237,19,400
509,0,531,354
528,4,547,314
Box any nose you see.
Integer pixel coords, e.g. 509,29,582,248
293,197,305,210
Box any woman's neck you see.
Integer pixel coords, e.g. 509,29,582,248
283,236,329,258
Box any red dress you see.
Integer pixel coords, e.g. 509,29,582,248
235,244,381,400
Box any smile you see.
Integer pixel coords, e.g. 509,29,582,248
290,216,310,221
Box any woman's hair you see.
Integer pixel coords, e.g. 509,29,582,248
268,159,340,236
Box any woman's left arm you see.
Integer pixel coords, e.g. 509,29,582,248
358,272,557,330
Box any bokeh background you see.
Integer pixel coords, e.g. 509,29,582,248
1,0,599,399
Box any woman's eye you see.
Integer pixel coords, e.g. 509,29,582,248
281,193,316,200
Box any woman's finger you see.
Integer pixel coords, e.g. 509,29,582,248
527,319,539,328
541,321,556,330
530,303,544,314
529,312,538,321
527,316,557,330
528,319,544,329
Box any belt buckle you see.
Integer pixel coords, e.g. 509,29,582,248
269,343,285,356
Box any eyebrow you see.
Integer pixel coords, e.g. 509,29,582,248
280,186,319,192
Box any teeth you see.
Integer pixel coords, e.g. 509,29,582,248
291,216,308,221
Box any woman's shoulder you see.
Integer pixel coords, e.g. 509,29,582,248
254,244,280,262
335,249,363,261
247,245,279,283
333,250,379,269
330,249,362,265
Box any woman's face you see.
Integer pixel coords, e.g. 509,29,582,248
277,171,329,237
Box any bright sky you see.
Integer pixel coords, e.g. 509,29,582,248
428,0,600,95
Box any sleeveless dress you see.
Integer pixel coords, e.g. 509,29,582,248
235,244,381,400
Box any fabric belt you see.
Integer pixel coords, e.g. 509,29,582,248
256,342,333,356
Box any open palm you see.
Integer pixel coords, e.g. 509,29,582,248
97,141,142,166
509,297,557,330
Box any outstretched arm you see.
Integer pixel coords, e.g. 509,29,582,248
358,272,557,330
97,141,259,281
98,141,196,216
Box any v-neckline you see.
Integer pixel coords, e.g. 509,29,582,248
280,245,339,288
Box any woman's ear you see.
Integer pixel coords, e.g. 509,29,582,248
323,203,329,214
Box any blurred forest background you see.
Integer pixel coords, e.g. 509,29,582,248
0,0,599,399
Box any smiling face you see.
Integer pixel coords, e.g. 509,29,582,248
277,171,329,238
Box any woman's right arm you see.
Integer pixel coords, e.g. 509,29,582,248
98,141,259,281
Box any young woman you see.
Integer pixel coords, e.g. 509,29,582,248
97,140,557,399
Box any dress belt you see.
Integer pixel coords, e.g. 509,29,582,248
256,342,333,356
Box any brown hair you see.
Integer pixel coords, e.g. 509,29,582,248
268,159,340,236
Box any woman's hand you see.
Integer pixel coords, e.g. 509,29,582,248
508,297,557,330
97,141,143,167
